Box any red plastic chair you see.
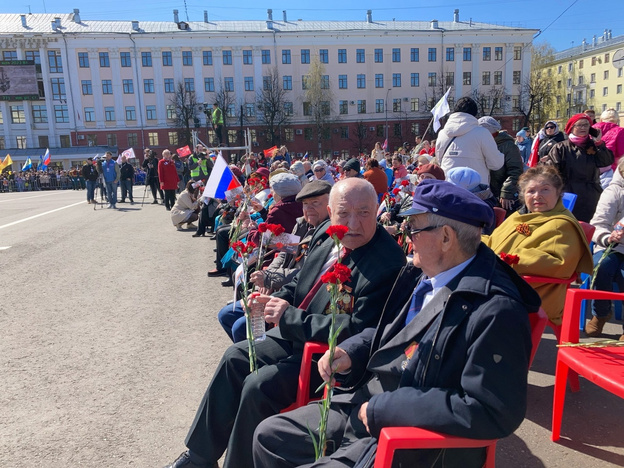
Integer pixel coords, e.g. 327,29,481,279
552,289,624,442
281,342,329,413
493,206,506,228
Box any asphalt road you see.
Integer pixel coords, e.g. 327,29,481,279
1,188,623,467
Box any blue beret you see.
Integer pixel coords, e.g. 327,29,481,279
399,179,494,229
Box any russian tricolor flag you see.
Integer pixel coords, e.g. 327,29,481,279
201,153,242,202
42,148,51,167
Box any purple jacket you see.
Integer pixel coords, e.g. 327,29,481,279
248,195,303,245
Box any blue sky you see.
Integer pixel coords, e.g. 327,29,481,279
5,0,623,52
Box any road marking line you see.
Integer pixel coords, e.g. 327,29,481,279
0,191,68,203
0,246,11,250
0,201,87,230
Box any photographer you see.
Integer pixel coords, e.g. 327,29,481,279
142,149,162,204
171,180,200,231
188,145,214,182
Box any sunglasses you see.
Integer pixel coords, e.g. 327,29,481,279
545,126,555,130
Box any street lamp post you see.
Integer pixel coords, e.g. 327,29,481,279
385,88,391,144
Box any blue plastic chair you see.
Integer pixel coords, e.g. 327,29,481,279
562,192,577,212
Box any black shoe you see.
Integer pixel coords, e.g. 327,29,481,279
207,269,227,277
209,235,217,240
152,200,159,205
166,207,171,211
163,451,212,468
119,200,125,203
192,233,205,238
221,278,234,287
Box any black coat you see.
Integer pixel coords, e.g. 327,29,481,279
120,162,134,181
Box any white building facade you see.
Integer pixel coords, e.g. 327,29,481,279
0,10,537,161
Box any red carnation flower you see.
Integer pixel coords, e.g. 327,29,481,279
326,225,349,241
270,224,286,236
321,263,352,284
231,241,245,252
245,241,257,254
401,180,410,186
392,188,401,195
258,223,268,233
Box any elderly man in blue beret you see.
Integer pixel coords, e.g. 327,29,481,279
253,179,542,468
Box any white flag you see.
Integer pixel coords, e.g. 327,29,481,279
431,88,452,133
121,148,136,159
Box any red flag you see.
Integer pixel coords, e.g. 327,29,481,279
382,139,388,151
177,145,192,158
263,146,278,158
527,136,540,167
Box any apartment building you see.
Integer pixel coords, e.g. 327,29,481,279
0,9,536,163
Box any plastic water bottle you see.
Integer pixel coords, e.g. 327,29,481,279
249,296,266,342
615,216,624,233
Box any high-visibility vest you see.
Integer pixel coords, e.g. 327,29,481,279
212,107,223,125
190,156,208,178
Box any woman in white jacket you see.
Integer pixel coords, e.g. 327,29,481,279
171,180,200,230
435,97,504,185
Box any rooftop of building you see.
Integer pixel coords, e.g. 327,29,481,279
552,30,624,61
0,12,538,36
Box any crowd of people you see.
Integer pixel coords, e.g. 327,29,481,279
154,97,624,468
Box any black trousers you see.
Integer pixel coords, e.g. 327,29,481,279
184,333,301,468
164,189,176,210
148,179,161,201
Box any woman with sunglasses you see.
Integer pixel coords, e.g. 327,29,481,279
541,113,613,222
535,121,566,161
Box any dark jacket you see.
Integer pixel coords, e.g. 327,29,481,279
339,244,541,467
142,156,159,182
247,195,303,245
271,223,406,347
119,162,134,182
490,131,523,201
538,132,566,159
542,139,614,222
81,163,99,182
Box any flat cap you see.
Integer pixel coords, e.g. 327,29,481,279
477,116,501,134
270,172,302,198
400,179,494,229
416,163,445,181
295,180,332,201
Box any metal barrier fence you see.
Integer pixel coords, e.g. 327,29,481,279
0,173,147,193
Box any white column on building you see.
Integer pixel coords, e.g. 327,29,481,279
232,46,244,99
57,40,77,144
0,101,10,148
172,47,183,84
213,47,223,90
151,47,166,125
87,48,105,128
504,43,515,114
192,46,204,124
109,48,125,127
471,43,481,95
454,44,463,102
520,42,531,109
38,44,57,146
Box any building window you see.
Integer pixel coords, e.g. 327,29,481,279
483,47,491,61
590,89,595,99
182,51,193,66
169,132,178,145
243,50,253,65
282,49,291,64
495,47,503,61
605,53,610,63
165,78,175,93
123,79,134,94
339,100,348,115
128,133,138,147
338,49,347,63
357,74,366,89
513,71,521,85
393,98,401,112
494,71,503,85
340,127,349,139
224,77,234,92
284,128,294,141
338,75,347,89
463,72,471,86
16,136,27,149
104,107,115,121
48,50,63,73
148,132,159,146
357,100,366,114
604,70,610,79
411,73,420,87
320,101,330,116
392,48,401,62
603,87,609,96
579,59,584,69
482,72,490,85
223,50,232,65
427,48,436,62
84,107,95,122
463,47,472,61
32,105,48,123
304,128,313,140
2,51,17,61
579,76,584,85
163,51,173,66
514,46,522,60
102,80,113,94
410,48,419,62
512,96,520,111
411,98,419,112
617,84,622,94
283,75,292,90
445,72,454,86
125,106,136,121
0,136,4,149
51,78,66,100
302,75,310,90
356,49,365,63
591,73,596,83
375,74,384,88
244,77,254,91
617,102,622,111
619,68,623,78
375,99,384,113
144,79,155,93
303,102,311,116
394,123,402,137
78,52,89,68
104,133,116,147
446,47,454,61
120,52,131,67
374,49,383,63
392,73,401,87
202,51,212,65
166,105,175,120
284,102,293,116
141,52,152,67
99,52,110,67
568,62,573,72
558,65,563,74
262,76,271,90
428,72,436,87
376,125,384,137
245,103,255,117
301,49,310,64
262,50,271,64
10,105,25,123
320,49,328,64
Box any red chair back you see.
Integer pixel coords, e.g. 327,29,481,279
528,308,548,367
493,207,506,228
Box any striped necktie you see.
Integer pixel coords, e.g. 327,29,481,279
405,279,433,325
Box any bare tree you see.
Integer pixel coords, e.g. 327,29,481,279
350,120,375,155
304,57,334,158
518,43,557,129
214,87,236,146
471,86,506,117
256,66,291,147
169,81,198,146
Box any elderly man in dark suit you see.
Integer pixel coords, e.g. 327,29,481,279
253,180,542,468
164,178,406,468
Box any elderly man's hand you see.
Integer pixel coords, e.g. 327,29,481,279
384,225,398,236
608,228,624,244
250,270,265,287
358,402,370,434
380,212,391,223
255,294,290,324
318,346,352,383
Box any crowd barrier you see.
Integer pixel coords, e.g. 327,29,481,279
0,173,147,193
